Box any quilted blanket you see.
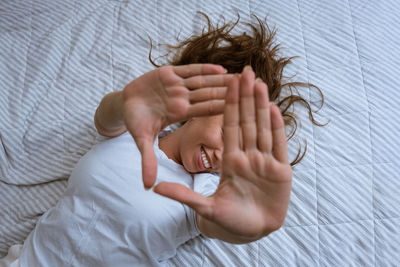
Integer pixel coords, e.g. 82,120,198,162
1,0,399,265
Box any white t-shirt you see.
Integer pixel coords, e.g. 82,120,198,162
19,132,219,266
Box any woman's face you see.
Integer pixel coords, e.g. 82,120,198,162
167,115,224,173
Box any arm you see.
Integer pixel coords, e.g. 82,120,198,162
94,64,231,189
94,91,127,137
154,67,292,244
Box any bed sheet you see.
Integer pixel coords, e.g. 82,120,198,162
1,0,399,265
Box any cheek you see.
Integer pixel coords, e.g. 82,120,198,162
205,127,223,149
179,135,198,172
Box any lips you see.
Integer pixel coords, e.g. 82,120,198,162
199,146,211,170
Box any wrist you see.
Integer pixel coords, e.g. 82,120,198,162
195,212,269,244
195,213,214,239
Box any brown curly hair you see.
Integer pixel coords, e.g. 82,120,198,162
149,13,326,166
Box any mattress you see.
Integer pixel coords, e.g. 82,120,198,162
1,0,399,265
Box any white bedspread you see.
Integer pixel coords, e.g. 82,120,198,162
1,0,399,265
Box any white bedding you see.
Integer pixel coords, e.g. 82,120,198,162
1,0,399,265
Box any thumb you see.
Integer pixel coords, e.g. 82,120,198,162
136,136,158,189
154,182,213,217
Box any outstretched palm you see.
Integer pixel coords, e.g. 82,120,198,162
123,64,231,188
155,67,292,242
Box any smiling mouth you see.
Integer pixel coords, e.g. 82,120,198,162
201,147,211,169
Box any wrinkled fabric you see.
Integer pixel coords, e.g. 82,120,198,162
20,133,201,266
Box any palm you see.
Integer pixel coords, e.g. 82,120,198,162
208,151,292,237
124,67,188,128
155,67,292,241
122,64,230,188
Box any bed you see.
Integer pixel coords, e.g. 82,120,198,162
1,0,399,265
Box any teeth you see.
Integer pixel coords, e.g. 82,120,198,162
201,149,211,169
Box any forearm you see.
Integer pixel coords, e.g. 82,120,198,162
196,213,274,244
94,91,127,137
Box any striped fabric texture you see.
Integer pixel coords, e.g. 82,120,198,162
1,0,399,265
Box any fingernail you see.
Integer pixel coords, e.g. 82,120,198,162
144,185,153,191
223,68,228,73
255,77,263,83
244,65,252,71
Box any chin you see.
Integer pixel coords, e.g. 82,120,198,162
182,160,195,173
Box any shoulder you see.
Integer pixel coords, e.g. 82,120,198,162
60,132,142,207
193,172,220,196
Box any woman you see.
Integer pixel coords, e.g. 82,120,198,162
17,15,323,266
97,64,292,242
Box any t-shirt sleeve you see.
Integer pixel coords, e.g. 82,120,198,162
193,173,220,197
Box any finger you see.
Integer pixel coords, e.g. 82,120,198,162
187,100,225,118
174,64,226,78
254,80,272,153
134,136,158,189
184,74,233,89
270,104,289,163
223,74,240,154
188,87,227,104
154,182,213,217
240,66,257,150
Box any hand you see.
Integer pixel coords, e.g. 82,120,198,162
154,67,292,243
122,64,232,189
